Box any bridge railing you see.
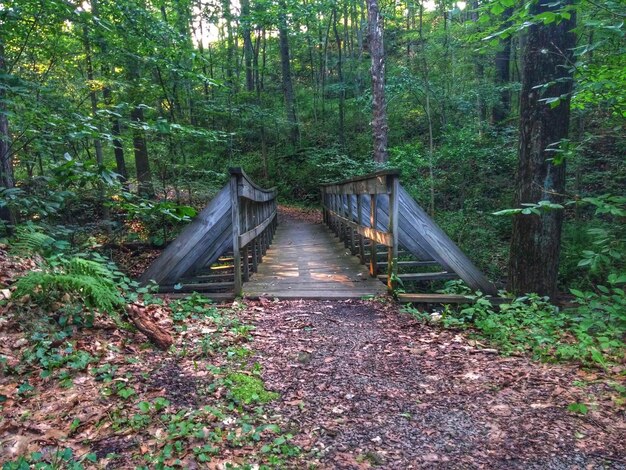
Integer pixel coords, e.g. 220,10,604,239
230,168,277,296
320,170,400,292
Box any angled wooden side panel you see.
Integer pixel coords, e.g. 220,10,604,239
140,185,232,286
348,195,445,264
396,186,497,295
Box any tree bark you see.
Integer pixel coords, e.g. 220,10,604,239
278,0,299,147
241,0,254,92
332,8,346,148
91,0,128,185
492,8,513,125
366,0,388,163
0,40,16,227
126,303,173,350
131,105,154,198
508,2,576,298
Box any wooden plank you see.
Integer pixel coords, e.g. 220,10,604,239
245,220,386,299
229,167,277,200
377,260,439,268
140,185,231,286
230,174,243,296
398,293,509,305
180,273,234,282
397,294,472,304
319,169,400,188
396,186,497,294
354,195,438,263
357,194,365,264
325,209,393,246
387,176,399,292
378,272,459,282
245,292,384,300
369,194,378,277
238,183,276,202
159,281,234,293
239,210,277,247
156,292,235,301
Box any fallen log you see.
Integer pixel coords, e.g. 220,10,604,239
125,303,173,350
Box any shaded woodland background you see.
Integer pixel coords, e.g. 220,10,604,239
0,3,625,467
0,0,624,294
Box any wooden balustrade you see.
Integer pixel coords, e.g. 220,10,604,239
320,170,400,292
229,168,278,296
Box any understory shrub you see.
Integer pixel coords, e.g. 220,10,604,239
427,289,625,366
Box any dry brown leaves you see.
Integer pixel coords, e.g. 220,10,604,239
242,298,626,469
278,205,322,224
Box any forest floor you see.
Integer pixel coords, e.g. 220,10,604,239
1,227,625,468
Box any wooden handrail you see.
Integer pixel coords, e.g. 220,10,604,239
320,170,400,292
229,168,278,296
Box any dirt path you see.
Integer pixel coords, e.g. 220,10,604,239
245,299,625,469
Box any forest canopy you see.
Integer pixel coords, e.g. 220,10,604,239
0,0,624,341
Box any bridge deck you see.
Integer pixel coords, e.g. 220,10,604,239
244,216,386,300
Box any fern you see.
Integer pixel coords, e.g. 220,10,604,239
67,257,114,280
14,258,125,313
11,227,55,256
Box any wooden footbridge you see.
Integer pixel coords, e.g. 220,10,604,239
140,168,497,303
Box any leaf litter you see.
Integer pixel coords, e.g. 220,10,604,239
1,245,625,468
242,298,626,469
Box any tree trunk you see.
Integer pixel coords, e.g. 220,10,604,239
332,8,345,148
92,0,128,186
241,0,254,92
492,8,513,125
0,40,16,227
126,303,173,350
278,0,299,147
131,105,154,198
366,0,388,163
508,2,576,298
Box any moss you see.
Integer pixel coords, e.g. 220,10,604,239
226,373,279,404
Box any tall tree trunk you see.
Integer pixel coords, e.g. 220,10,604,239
508,2,576,298
241,0,254,92
131,105,154,198
492,8,513,125
418,2,435,215
222,0,236,90
366,0,388,163
91,0,127,184
83,13,110,226
278,0,299,147
128,56,154,198
332,8,345,148
0,40,16,227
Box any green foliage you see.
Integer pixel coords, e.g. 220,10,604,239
18,331,98,383
10,226,58,256
225,373,279,405
437,291,624,366
111,191,197,245
14,257,125,314
2,447,98,470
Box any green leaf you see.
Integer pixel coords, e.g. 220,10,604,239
138,401,151,413
567,402,588,415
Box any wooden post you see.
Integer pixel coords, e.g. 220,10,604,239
369,193,377,277
230,172,242,296
357,194,365,264
348,194,355,254
242,246,250,281
387,175,399,292
321,189,327,225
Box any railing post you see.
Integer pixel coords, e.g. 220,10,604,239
230,172,243,297
369,193,377,277
387,174,399,292
357,194,365,264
